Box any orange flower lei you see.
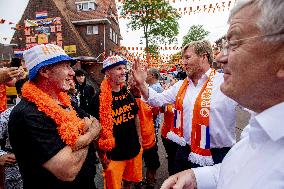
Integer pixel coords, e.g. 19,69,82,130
21,82,85,146
98,78,115,151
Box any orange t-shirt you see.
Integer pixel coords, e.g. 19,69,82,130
136,98,155,150
161,104,175,138
0,84,7,113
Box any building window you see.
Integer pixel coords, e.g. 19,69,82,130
76,1,97,11
115,33,118,44
87,25,98,35
109,27,119,44
89,2,96,10
112,31,115,43
110,28,113,40
82,3,88,10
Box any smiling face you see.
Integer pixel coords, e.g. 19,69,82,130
105,64,127,86
182,47,204,78
220,4,284,112
44,61,75,93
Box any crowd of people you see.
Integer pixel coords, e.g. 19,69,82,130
0,0,283,188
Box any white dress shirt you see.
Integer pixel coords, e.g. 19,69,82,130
145,68,237,148
193,101,284,189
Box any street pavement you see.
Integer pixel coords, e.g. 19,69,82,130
95,106,251,189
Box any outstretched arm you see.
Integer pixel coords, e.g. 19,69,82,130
160,169,197,189
161,163,221,189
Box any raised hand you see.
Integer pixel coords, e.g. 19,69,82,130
16,66,26,80
0,67,22,83
131,58,147,87
0,153,17,166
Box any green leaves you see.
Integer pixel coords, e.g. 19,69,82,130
182,25,209,47
121,0,180,52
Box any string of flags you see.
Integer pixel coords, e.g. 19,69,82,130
119,46,182,51
117,1,234,17
116,0,231,3
0,0,234,34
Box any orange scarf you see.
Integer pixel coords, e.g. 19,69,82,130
22,82,85,146
174,69,216,166
98,78,115,151
166,79,188,146
0,84,7,113
161,104,174,139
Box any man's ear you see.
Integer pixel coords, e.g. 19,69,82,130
38,67,50,78
105,70,110,78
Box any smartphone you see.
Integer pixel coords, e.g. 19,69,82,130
10,58,22,68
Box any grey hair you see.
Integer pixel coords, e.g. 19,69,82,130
229,0,284,42
148,68,160,80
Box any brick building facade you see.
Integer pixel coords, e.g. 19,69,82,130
12,0,121,59
12,0,122,89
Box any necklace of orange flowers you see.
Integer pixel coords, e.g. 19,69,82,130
21,81,85,146
98,78,115,151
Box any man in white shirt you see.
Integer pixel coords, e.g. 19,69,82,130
159,0,284,188
146,68,163,141
132,40,237,174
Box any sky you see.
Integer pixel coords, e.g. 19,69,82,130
0,0,233,56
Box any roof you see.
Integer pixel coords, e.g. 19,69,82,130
12,0,120,57
72,18,111,25
66,0,118,22
51,0,94,56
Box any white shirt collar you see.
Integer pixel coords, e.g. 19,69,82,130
204,68,212,78
255,101,284,141
187,68,212,82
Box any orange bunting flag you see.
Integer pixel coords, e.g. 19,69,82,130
16,24,23,30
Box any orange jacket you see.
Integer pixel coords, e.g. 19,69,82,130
136,98,156,150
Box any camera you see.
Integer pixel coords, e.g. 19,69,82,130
10,58,22,68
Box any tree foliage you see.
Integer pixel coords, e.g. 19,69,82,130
121,0,181,53
147,44,160,58
182,25,209,47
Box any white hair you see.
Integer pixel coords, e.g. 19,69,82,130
229,0,284,42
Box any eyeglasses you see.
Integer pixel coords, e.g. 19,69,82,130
222,33,283,56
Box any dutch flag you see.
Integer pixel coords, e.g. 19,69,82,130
14,50,24,57
200,124,210,149
36,11,48,19
174,109,182,129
